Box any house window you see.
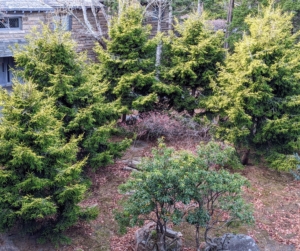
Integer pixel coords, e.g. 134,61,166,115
152,6,159,21
151,5,164,21
52,15,72,31
0,17,22,29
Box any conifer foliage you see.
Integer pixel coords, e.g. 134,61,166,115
13,25,130,168
0,82,89,242
228,0,300,48
207,6,300,169
94,4,167,116
162,14,224,114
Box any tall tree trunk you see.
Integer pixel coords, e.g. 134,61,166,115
155,0,163,78
224,0,234,49
118,0,123,22
197,0,203,16
168,0,173,33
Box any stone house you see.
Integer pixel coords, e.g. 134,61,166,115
0,0,172,87
0,0,110,87
0,0,51,86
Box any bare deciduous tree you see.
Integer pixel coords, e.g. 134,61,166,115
56,0,195,66
56,0,112,48
224,0,234,49
144,0,197,77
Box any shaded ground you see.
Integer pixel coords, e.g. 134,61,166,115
243,165,300,251
0,139,299,251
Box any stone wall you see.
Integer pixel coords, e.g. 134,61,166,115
0,12,47,41
0,10,100,59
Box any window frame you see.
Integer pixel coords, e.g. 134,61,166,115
52,14,72,31
0,16,22,30
149,5,165,22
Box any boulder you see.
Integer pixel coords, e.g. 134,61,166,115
135,222,182,251
126,115,139,125
126,159,142,169
120,157,142,171
207,233,259,251
123,166,138,172
0,234,20,251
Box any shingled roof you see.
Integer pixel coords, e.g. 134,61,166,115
44,0,96,8
0,0,53,11
0,0,103,12
0,39,26,57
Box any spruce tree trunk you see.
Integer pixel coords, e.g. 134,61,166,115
241,149,250,165
192,87,196,97
122,113,126,123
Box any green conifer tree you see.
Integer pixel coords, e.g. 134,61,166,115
200,0,227,19
206,6,300,169
94,4,171,118
162,14,224,114
228,0,300,49
13,25,130,168
0,82,91,243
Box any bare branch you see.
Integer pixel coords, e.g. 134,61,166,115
56,0,108,48
97,1,111,26
90,1,103,36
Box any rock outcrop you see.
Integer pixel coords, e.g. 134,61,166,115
207,233,259,251
135,222,182,251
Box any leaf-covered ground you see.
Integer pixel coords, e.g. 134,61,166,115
243,166,300,251
1,139,299,250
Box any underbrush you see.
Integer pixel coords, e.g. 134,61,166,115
118,111,212,142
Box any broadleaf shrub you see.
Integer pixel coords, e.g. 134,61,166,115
116,139,252,250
